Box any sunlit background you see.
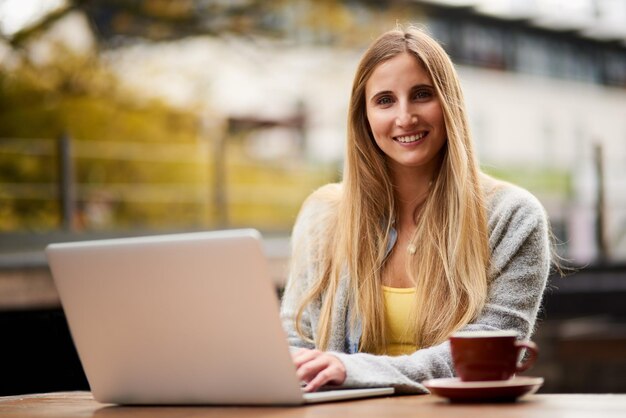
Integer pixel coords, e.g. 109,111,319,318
1,0,625,396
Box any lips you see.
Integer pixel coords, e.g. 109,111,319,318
394,131,428,144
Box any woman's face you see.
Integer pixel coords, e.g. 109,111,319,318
365,52,447,178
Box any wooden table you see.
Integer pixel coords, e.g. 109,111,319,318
0,392,624,418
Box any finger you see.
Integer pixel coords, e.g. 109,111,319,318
290,348,307,362
303,355,346,392
303,368,336,393
296,356,328,382
292,349,321,368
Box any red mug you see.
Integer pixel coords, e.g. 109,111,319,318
450,330,538,381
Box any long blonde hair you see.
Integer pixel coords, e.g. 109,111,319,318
295,27,490,353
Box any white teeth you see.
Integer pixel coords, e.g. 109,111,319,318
396,132,426,143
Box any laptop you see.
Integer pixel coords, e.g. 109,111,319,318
46,229,394,405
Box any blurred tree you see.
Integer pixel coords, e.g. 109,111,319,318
7,0,292,49
4,0,418,50
0,42,207,231
0,28,336,233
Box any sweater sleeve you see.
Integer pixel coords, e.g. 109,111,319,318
333,183,551,393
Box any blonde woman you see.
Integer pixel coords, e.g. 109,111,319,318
280,27,551,393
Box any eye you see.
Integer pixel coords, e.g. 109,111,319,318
413,89,433,101
375,95,394,106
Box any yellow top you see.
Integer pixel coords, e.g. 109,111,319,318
382,285,417,356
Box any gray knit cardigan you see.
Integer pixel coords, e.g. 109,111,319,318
280,174,551,394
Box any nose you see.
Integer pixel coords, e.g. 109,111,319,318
395,106,418,128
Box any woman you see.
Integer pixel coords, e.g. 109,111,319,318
280,27,551,394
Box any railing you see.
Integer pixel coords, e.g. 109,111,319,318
0,133,336,233
0,134,212,230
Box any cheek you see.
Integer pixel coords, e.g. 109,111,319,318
437,112,446,132
427,104,446,132
365,107,375,131
365,115,385,151
366,109,388,137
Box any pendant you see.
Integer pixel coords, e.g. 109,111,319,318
407,244,417,255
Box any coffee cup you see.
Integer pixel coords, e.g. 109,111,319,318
449,330,538,382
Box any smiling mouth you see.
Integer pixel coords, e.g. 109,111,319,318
394,132,427,144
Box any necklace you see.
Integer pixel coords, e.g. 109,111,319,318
398,181,432,256
400,225,418,255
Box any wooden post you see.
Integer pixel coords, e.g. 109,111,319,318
593,142,608,262
213,130,228,227
57,133,75,231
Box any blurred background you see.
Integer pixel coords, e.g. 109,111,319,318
1,0,625,396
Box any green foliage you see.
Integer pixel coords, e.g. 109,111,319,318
481,165,572,198
0,48,336,233
227,151,339,229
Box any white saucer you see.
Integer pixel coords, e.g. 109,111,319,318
423,376,544,402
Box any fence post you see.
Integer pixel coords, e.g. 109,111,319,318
594,142,608,262
213,130,228,227
57,133,75,231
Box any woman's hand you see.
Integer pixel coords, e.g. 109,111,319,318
292,348,347,392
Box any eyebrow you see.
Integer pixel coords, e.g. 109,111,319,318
411,84,434,91
368,90,393,102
